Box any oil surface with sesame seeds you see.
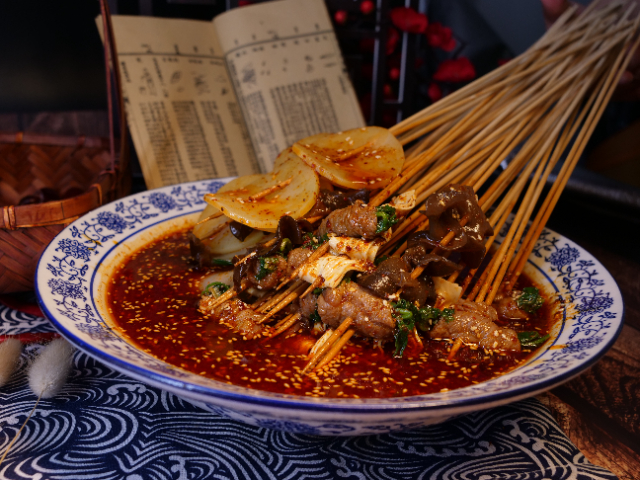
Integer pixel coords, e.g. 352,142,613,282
108,228,553,399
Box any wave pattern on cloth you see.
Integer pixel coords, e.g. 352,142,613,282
0,350,617,480
0,302,54,335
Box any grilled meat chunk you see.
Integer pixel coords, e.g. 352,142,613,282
286,247,312,276
199,297,264,340
317,200,379,239
301,282,396,340
430,300,520,352
493,293,530,321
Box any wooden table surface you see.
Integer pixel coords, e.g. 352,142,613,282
542,191,640,480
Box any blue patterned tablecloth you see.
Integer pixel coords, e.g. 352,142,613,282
0,302,617,480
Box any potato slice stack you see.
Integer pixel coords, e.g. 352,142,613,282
193,126,405,262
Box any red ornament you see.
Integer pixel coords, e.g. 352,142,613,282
383,84,394,98
238,0,252,6
334,10,348,25
498,58,511,66
433,58,476,83
389,66,400,81
390,7,428,34
360,0,375,15
387,27,400,55
427,82,442,102
426,22,456,52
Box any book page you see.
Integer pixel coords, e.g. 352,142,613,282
106,16,260,189
214,0,366,172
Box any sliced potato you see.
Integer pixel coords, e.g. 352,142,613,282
433,277,462,308
199,228,273,256
199,269,234,292
204,148,320,231
192,175,258,240
292,126,404,190
193,179,273,255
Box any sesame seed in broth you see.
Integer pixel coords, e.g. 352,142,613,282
108,228,546,398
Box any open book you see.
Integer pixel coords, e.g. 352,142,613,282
106,0,365,189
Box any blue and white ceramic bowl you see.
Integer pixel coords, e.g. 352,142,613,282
35,179,624,436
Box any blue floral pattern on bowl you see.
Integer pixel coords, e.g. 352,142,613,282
35,179,624,435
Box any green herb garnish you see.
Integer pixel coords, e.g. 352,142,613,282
255,256,280,280
517,287,544,313
309,307,322,324
375,205,398,234
517,331,550,348
211,258,233,267
391,299,455,357
374,255,389,267
278,238,293,257
393,316,412,358
302,232,329,250
203,282,230,298
442,308,455,323
313,288,323,296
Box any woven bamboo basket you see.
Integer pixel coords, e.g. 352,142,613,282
0,1,130,294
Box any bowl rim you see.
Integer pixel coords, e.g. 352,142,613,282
34,179,625,414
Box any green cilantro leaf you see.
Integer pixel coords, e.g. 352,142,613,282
517,331,550,348
517,287,544,313
375,205,398,234
203,282,230,298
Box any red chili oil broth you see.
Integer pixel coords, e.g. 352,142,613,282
107,228,553,399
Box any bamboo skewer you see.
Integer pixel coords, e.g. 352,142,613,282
257,280,306,313
314,329,356,371
259,282,308,324
508,26,640,287
266,313,302,340
302,318,354,374
195,1,639,364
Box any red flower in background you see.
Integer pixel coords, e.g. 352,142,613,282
390,7,428,34
433,58,476,82
427,82,442,102
334,10,348,25
386,27,400,55
426,23,456,52
360,0,375,15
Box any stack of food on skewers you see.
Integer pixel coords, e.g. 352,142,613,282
111,1,640,397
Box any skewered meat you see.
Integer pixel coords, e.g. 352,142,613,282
300,282,396,340
232,216,314,291
358,257,435,306
414,184,494,268
402,245,462,277
493,293,530,321
305,188,370,218
246,256,288,290
199,297,264,340
317,200,380,239
237,247,311,291
430,300,520,352
286,247,312,275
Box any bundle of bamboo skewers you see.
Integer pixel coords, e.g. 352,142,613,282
205,0,640,373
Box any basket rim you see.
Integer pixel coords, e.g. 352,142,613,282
0,131,111,149
1,170,119,230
